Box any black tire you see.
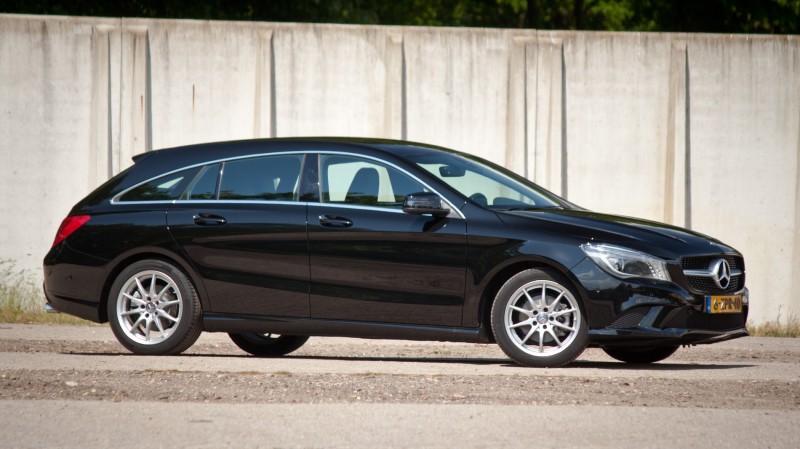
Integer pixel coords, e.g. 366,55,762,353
108,259,202,355
228,333,309,357
602,345,679,364
491,268,588,368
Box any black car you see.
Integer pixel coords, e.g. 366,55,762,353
44,138,748,367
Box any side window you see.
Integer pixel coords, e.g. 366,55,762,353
320,155,426,208
119,167,199,202
219,154,303,201
182,164,220,200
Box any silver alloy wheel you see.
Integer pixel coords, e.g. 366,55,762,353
115,270,183,345
503,279,581,357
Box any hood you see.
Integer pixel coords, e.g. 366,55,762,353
496,208,739,260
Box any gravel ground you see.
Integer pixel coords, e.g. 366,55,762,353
2,369,798,409
1,325,798,410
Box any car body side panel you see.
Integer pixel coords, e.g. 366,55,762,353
167,203,310,317
43,209,200,321
459,204,589,328
308,205,467,326
43,243,109,322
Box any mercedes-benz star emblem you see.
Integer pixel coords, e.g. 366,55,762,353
711,258,731,289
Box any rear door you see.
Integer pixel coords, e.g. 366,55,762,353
307,154,467,326
167,153,310,317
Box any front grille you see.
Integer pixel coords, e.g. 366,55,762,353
680,254,745,295
685,275,743,295
659,306,745,331
681,255,743,271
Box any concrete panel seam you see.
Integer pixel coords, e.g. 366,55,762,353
793,44,800,318
506,37,529,176
528,36,564,195
560,43,567,199
683,45,691,229
385,32,406,140
117,24,152,170
89,25,113,186
253,29,274,138
664,40,687,226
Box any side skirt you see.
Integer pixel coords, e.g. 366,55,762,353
203,313,489,343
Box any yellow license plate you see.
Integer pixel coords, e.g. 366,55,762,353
705,295,743,314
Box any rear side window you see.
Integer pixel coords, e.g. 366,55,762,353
182,164,220,200
118,167,199,202
219,155,303,201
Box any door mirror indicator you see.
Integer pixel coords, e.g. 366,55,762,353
403,192,450,217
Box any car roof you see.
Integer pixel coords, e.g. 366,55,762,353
133,137,454,168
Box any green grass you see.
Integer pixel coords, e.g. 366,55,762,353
748,309,800,338
0,259,90,325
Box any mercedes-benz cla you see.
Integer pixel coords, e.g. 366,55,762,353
44,138,748,367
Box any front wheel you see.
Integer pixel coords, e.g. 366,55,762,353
491,268,588,368
108,259,202,355
228,333,309,357
602,345,679,364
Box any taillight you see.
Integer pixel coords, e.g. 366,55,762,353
52,215,91,247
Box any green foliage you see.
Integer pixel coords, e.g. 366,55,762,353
748,308,800,338
0,259,87,324
1,0,798,33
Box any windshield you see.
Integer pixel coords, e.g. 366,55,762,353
403,151,569,210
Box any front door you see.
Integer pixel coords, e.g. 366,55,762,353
308,154,467,326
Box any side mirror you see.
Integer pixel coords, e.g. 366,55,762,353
403,192,450,218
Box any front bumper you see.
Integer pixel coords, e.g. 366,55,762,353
573,258,749,348
586,295,749,348
589,322,748,348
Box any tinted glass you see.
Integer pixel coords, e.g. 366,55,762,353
219,155,303,201
119,167,199,202
406,152,564,209
320,155,426,207
182,164,220,200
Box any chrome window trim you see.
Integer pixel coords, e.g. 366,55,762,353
111,199,308,207
111,150,307,204
110,150,466,219
309,202,406,215
179,200,306,207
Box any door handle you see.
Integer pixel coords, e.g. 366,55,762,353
193,213,227,226
319,215,353,228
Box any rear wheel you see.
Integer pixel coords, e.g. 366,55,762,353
491,268,588,367
228,333,309,357
108,259,202,355
602,345,679,364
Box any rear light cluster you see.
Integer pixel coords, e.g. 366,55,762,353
52,215,91,247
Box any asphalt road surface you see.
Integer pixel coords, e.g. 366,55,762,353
1,324,798,449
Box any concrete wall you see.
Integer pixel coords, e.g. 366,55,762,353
1,14,798,324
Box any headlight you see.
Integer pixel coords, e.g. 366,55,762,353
580,243,671,281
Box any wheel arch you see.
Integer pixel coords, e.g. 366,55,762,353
476,258,589,343
99,247,208,323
